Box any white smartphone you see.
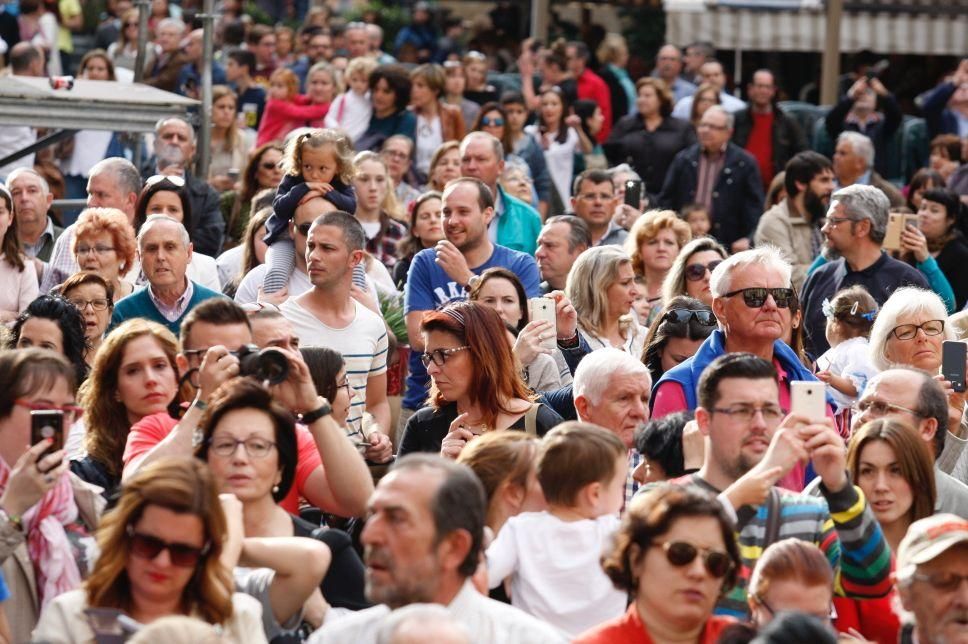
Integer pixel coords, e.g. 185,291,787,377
528,297,557,350
790,381,826,422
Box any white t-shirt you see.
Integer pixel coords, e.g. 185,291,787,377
415,114,443,175
816,336,877,411
486,511,625,637
216,244,244,287
234,264,312,305
280,298,388,432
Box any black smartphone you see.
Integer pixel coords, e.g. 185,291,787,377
624,179,642,208
30,410,64,466
942,340,967,393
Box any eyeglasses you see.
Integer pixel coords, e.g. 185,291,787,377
890,320,944,341
337,377,352,398
420,345,470,368
295,222,312,237
75,245,115,256
911,572,968,592
14,399,83,421
852,398,923,419
208,436,278,458
698,122,729,131
753,594,834,624
684,260,723,282
722,287,795,309
145,174,186,188
260,161,278,170
480,117,505,127
126,525,210,567
825,216,860,227
663,309,716,326
68,298,111,312
711,404,785,423
655,540,733,578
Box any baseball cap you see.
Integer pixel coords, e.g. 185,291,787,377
896,514,968,577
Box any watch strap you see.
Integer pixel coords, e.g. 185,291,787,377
302,398,333,424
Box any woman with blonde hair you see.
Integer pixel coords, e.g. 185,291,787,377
625,210,692,326
661,236,728,307
566,246,647,355
352,151,407,268
427,140,461,192
208,85,254,191
107,8,155,73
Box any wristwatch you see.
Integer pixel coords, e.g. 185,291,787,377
464,275,481,291
301,398,333,424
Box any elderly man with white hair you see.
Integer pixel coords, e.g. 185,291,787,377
831,131,904,207
107,214,223,335
7,167,60,270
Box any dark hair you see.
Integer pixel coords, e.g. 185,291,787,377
10,295,89,382
195,377,298,502
397,191,442,260
914,369,949,458
697,353,777,410
0,348,77,421
572,99,602,144
300,346,344,403
930,134,963,163
10,42,41,74
61,271,116,306
641,296,714,382
242,143,284,206
906,168,946,212
633,77,674,118
544,215,592,252
0,185,24,272
471,102,514,155
390,454,486,577
79,49,116,80
468,267,529,333
825,285,877,339
537,86,570,145
312,211,366,252
921,187,964,230
499,90,526,107
784,151,833,199
572,168,614,199
443,177,495,212
369,65,412,113
246,23,273,46
134,179,193,233
634,411,694,480
538,422,626,505
226,47,256,73
179,298,251,349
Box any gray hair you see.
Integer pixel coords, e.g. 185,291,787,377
90,157,142,197
709,246,791,298
544,215,591,253
6,167,50,196
662,236,728,305
831,183,889,243
868,287,952,371
376,604,471,644
573,347,652,407
154,115,197,143
137,214,190,250
607,163,642,183
703,105,734,130
459,131,505,163
837,131,875,170
157,17,186,34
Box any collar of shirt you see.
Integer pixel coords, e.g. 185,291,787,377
22,217,55,255
701,143,728,160
148,277,194,322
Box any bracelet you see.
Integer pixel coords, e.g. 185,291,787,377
0,506,23,532
302,398,333,425
557,331,580,349
192,396,209,411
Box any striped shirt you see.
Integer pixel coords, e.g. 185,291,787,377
281,298,389,433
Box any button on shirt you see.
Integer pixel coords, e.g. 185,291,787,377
148,278,195,323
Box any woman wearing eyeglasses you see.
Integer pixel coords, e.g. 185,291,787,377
626,210,693,326
661,237,728,308
640,296,716,384
61,271,114,367
0,349,102,643
575,484,740,644
70,207,137,302
399,301,563,459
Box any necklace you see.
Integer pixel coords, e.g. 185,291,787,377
457,408,489,434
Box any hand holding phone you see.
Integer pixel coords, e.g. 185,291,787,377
790,381,826,422
31,410,64,471
624,179,642,208
942,340,967,393
528,297,557,350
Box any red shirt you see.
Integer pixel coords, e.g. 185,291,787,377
576,68,613,143
122,412,323,515
745,110,775,188
256,95,331,147
575,604,736,644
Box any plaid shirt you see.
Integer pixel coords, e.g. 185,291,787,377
39,225,77,293
366,213,407,269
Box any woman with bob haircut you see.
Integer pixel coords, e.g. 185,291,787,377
60,271,115,367
661,236,728,308
575,484,740,643
640,296,716,384
625,210,693,326
9,295,89,383
398,301,563,458
566,245,647,355
71,207,137,301
746,539,836,630
32,458,265,642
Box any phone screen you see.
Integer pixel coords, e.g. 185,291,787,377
942,341,967,393
624,180,642,208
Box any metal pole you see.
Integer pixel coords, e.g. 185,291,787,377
734,48,742,98
820,0,843,106
197,0,216,181
531,0,549,42
133,0,150,172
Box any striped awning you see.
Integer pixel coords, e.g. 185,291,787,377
664,0,968,55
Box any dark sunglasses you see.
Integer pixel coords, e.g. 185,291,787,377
481,117,505,126
295,222,312,236
260,161,279,170
684,260,723,282
663,309,716,326
722,287,795,309
126,525,210,567
657,540,733,578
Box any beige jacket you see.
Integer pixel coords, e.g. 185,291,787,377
754,199,819,292
0,474,104,644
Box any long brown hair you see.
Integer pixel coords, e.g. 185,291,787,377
421,301,533,429
211,85,241,153
0,185,24,271
84,458,234,625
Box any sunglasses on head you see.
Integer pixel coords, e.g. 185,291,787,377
126,525,210,567
663,309,716,326
145,174,186,188
684,260,723,282
722,287,795,309
657,540,733,578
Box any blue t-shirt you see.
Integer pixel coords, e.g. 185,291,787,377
401,244,541,410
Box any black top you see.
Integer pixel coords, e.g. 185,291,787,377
291,515,371,611
935,232,968,310
398,402,564,456
603,113,696,197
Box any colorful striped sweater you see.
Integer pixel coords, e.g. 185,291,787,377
683,474,893,618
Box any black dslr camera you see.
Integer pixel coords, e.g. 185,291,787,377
233,344,290,385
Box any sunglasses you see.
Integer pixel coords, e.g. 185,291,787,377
722,287,795,309
260,161,278,170
657,540,733,578
481,117,505,126
663,309,716,326
684,260,722,282
145,174,186,188
126,526,210,567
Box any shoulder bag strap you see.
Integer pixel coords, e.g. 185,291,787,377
524,403,541,436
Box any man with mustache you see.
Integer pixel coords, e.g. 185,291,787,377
800,184,928,356
894,514,968,644
307,454,565,643
754,151,834,291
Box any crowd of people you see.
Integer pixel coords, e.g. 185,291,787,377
0,1,967,643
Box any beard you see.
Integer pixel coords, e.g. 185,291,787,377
821,243,842,260
364,547,441,609
804,188,829,224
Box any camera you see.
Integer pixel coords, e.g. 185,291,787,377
233,345,290,385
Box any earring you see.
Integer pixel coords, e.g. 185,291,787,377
272,484,280,494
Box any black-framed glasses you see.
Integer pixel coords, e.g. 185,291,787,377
663,309,716,326
711,404,785,423
722,287,795,309
684,260,722,282
890,320,944,341
295,222,312,237
337,377,352,398
208,436,277,458
656,541,733,578
911,572,968,592
68,297,111,311
420,345,470,368
852,398,923,419
126,525,210,567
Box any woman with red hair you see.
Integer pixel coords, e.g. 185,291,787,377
398,301,563,459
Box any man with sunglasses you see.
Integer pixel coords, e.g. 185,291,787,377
800,183,928,356
851,368,968,517
673,353,892,618
894,514,968,644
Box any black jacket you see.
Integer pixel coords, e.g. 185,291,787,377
824,93,902,178
934,231,968,310
732,106,808,179
185,172,226,256
603,114,696,198
658,143,765,246
597,65,630,126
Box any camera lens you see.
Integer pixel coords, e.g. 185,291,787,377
254,348,289,385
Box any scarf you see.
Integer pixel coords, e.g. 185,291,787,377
0,459,81,608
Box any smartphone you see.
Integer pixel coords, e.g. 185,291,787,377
791,381,826,422
943,340,967,393
528,297,557,350
624,179,642,209
30,409,64,465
